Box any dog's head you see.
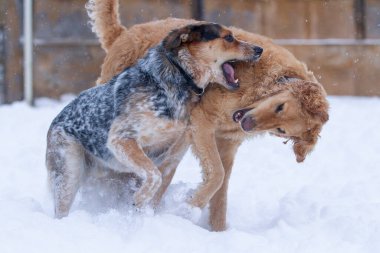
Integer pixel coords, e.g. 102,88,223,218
162,23,263,90
233,80,329,163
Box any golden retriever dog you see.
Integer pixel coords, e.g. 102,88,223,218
86,0,329,231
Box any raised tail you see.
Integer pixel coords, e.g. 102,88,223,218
86,0,125,52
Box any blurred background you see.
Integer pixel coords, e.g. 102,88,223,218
0,0,379,104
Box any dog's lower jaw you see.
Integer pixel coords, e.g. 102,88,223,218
209,64,239,91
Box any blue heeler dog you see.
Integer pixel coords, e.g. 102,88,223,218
46,23,263,218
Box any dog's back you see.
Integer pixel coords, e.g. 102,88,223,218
49,83,116,159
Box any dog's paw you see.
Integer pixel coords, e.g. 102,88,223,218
186,190,208,209
133,186,160,208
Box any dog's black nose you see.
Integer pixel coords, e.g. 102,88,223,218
253,46,263,56
241,116,256,132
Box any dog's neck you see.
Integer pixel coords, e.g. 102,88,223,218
138,46,205,96
164,51,205,95
176,48,213,90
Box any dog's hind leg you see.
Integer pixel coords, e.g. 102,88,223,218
46,130,85,218
108,138,162,208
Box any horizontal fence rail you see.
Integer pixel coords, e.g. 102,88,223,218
1,0,380,104
30,38,380,47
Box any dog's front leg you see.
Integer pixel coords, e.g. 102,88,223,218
108,138,162,208
188,108,224,209
208,137,241,231
151,131,191,207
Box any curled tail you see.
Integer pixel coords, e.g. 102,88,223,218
86,0,125,52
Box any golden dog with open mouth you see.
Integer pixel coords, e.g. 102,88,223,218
86,0,329,231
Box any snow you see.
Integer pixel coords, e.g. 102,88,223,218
1,96,380,253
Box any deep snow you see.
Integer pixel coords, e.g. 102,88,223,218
1,95,380,253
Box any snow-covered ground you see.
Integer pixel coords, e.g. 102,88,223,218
1,95,380,253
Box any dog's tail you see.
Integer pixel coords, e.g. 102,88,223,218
86,0,125,52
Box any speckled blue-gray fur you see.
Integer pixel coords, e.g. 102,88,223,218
46,28,205,218
50,45,193,161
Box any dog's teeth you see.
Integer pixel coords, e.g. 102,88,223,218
234,79,239,83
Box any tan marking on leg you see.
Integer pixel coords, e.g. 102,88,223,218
109,138,162,207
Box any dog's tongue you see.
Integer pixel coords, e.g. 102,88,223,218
222,63,236,85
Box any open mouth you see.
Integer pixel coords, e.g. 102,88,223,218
222,61,239,89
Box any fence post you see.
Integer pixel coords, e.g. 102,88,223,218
354,0,366,39
191,0,204,20
3,0,23,103
23,0,33,105
0,25,4,104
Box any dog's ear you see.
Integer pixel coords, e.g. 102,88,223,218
296,82,329,123
163,26,192,51
163,23,220,51
292,125,320,163
288,81,329,163
293,139,313,163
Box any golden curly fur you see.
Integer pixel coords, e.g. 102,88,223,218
87,0,329,231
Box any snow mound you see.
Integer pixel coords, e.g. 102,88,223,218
1,96,380,253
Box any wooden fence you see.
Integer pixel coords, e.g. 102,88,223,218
1,0,380,103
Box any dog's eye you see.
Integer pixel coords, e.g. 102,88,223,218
275,103,284,113
277,76,287,83
277,76,298,83
224,35,234,43
277,128,286,134
277,77,285,83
